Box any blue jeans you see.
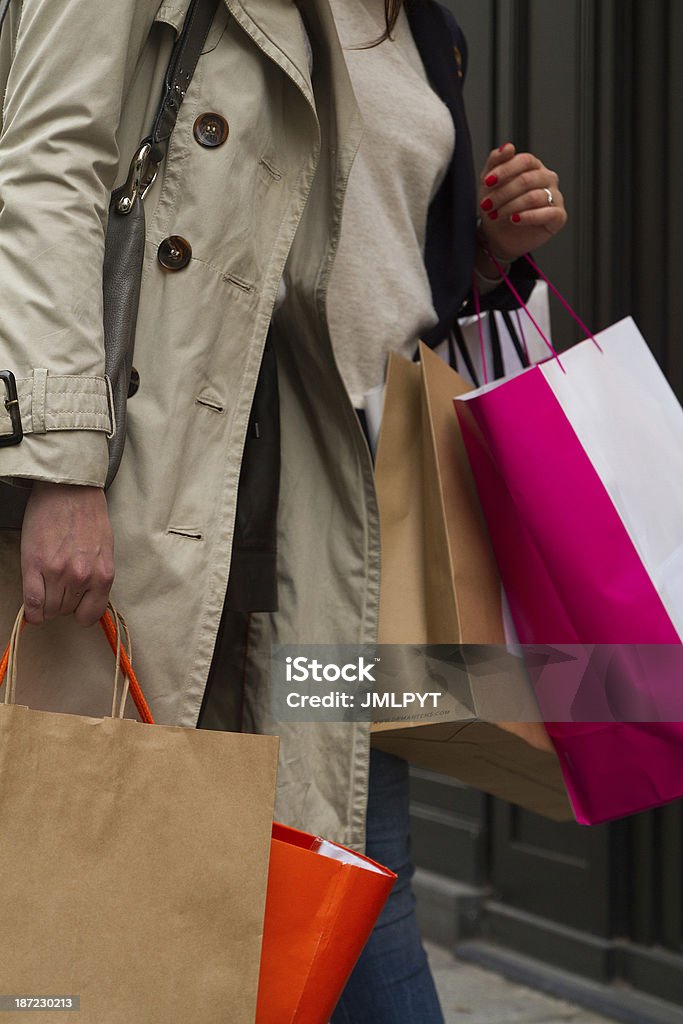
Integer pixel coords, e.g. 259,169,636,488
330,748,445,1024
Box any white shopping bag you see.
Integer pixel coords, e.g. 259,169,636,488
438,279,553,386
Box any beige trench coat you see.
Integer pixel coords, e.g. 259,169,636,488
0,0,378,851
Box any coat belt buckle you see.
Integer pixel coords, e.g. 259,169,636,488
0,371,24,446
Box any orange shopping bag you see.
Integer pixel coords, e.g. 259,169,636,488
257,823,396,1024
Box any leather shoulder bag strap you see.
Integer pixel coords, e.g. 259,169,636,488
106,0,220,221
148,0,220,163
116,0,220,207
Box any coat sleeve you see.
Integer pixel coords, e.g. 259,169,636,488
0,0,163,487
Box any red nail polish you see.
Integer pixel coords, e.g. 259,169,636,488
498,143,511,152
480,198,493,212
485,174,498,187
488,210,498,221
511,213,521,223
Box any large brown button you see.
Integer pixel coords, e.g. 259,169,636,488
127,367,140,398
193,112,229,148
158,236,192,271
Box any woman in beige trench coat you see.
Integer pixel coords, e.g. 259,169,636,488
0,0,374,848
0,0,567,1018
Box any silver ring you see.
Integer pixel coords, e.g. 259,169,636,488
544,187,554,206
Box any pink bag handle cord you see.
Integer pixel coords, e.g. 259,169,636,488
472,269,490,384
522,251,603,354
474,245,604,376
473,263,564,377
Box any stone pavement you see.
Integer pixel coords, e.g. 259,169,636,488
426,942,613,1024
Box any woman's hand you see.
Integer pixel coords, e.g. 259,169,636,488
477,143,568,264
21,482,115,628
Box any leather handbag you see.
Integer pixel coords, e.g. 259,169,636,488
0,0,219,523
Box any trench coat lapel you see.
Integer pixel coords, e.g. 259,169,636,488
303,0,364,180
227,0,315,106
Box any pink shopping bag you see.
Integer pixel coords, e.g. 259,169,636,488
454,264,683,824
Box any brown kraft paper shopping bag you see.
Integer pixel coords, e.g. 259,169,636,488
0,609,279,1023
372,346,572,821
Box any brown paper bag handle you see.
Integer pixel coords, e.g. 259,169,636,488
0,605,155,724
